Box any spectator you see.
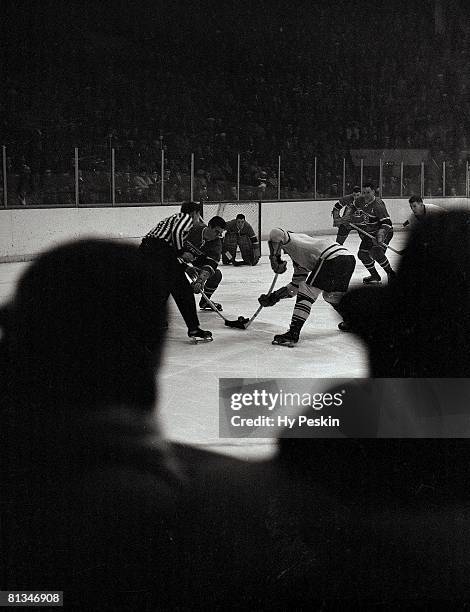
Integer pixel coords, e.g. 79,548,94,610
0,240,177,610
277,211,470,601
0,238,308,610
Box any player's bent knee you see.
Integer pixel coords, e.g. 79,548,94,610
371,246,388,260
286,282,298,296
322,291,344,305
212,269,222,284
298,281,321,301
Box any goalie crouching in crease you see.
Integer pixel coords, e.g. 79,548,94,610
259,228,356,346
222,214,261,266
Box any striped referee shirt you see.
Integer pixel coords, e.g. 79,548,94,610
145,212,194,252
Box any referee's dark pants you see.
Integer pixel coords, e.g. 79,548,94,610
140,236,199,332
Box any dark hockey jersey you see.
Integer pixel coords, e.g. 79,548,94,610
184,224,222,276
225,219,258,243
348,196,392,234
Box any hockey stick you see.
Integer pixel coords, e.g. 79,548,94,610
200,287,249,329
349,223,404,255
185,271,248,329
243,272,279,329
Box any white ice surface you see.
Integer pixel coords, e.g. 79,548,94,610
0,234,407,460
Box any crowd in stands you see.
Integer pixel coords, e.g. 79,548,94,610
2,1,469,204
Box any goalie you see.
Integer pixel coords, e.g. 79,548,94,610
258,228,356,346
222,214,260,266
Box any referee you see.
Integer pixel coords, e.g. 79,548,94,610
140,201,213,342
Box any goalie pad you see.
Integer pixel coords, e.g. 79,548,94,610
222,231,238,264
258,286,293,307
238,234,256,265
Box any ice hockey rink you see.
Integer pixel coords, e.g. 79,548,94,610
0,232,407,460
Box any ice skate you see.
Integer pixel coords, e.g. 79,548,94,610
272,329,299,348
199,298,223,312
363,270,381,284
188,327,213,343
387,270,397,283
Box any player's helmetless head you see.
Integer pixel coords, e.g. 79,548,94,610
1,240,167,409
352,186,361,199
206,216,226,240
362,183,375,199
236,214,245,229
409,195,425,216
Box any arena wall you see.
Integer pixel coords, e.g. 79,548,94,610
0,198,468,262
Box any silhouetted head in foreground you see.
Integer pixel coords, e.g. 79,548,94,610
0,239,167,411
340,210,470,377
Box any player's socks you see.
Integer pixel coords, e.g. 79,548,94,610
376,256,394,275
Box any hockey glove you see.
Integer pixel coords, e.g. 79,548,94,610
258,286,292,307
181,251,195,262
269,254,287,274
192,269,211,293
374,226,393,246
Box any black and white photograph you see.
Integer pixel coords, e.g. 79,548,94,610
2,0,470,608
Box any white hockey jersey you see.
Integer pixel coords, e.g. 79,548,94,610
404,203,446,227
282,232,351,271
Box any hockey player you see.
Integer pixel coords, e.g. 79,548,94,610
258,228,356,346
139,201,212,343
403,195,446,228
222,214,260,266
331,185,362,244
343,183,396,284
181,216,226,312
